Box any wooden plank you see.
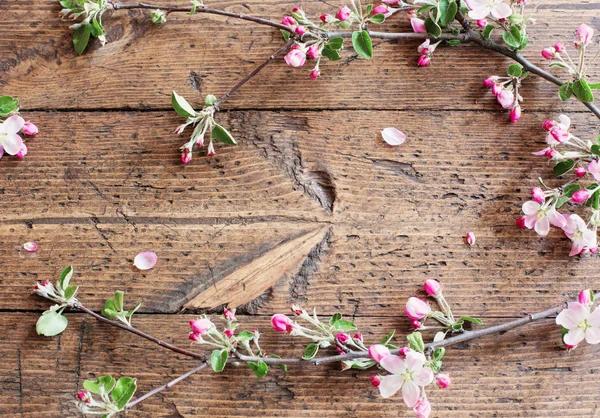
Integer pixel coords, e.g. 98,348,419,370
1,313,599,417
0,0,598,111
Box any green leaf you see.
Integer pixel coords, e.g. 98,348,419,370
502,26,522,49
365,4,373,14
270,355,287,372
482,24,494,40
592,145,600,157
171,91,196,118
210,349,228,373
58,265,74,291
331,319,357,332
369,14,385,24
248,360,269,378
111,377,137,410
84,375,116,395
302,343,319,360
446,39,461,46
589,83,600,90
460,315,484,325
113,290,124,311
89,17,104,37
73,25,91,55
125,302,142,318
63,285,78,301
558,82,573,101
0,96,19,117
351,30,373,59
327,38,344,50
281,29,291,42
555,196,570,209
438,0,457,26
406,332,425,353
585,183,599,209
236,330,255,342
321,46,341,61
507,64,523,77
424,17,442,38
433,347,446,361
60,0,80,8
329,312,342,326
211,124,237,145
573,78,595,103
379,330,395,345
553,159,575,177
36,310,69,337
418,4,435,14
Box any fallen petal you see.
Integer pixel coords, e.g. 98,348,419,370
134,251,158,270
23,242,38,252
381,127,406,146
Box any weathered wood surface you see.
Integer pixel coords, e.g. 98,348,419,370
2,0,600,416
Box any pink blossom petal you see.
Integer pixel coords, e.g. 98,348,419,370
414,367,434,386
405,351,426,371
381,127,406,146
23,242,38,252
522,201,541,216
588,307,600,327
401,380,420,407
134,251,158,270
380,355,405,374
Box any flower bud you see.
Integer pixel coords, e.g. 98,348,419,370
424,279,441,296
151,9,167,24
281,15,296,26
550,127,568,142
410,18,426,33
404,297,431,319
335,346,345,355
491,83,501,95
571,189,590,204
16,143,27,159
336,332,350,343
554,43,565,52
295,25,306,35
307,45,320,59
371,375,381,387
483,76,497,87
174,124,186,135
565,343,577,351
577,24,594,46
575,167,586,178
417,55,430,67
224,309,235,320
436,373,451,388
531,187,545,203
284,49,306,67
496,89,514,109
541,47,556,60
398,347,410,357
411,319,422,329
542,119,555,131
320,13,334,23
205,94,217,105
207,141,216,157
509,105,521,123
22,122,38,136
310,69,320,80
336,6,351,21
291,305,303,316
477,19,487,28
368,344,390,362
189,318,212,335
77,390,91,403
23,241,38,252
466,231,476,246
372,5,388,15
516,217,527,229
578,289,593,306
271,313,293,333
189,332,201,342
353,333,362,341
544,148,556,159
413,397,431,418
224,329,234,338
181,148,192,164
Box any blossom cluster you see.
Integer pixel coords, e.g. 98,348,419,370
0,96,37,160
483,64,526,122
557,289,600,350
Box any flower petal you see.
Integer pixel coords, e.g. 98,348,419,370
522,201,540,216
0,145,4,159
2,133,23,155
585,326,600,344
569,240,584,257
547,209,566,228
534,216,550,236
379,375,404,399
558,114,571,129
414,367,434,386
468,5,491,20
490,2,512,19
134,251,158,270
556,308,578,329
524,214,537,229
405,351,426,371
380,355,406,375
1,115,25,135
564,328,585,346
588,307,600,327
23,242,38,252
381,127,406,146
402,380,420,408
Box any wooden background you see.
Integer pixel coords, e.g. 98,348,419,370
2,0,600,416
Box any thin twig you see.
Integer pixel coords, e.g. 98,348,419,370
126,362,209,409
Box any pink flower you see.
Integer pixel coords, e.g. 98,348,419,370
436,373,451,388
295,25,306,35
189,318,212,334
496,89,514,109
467,0,512,20
575,167,586,178
531,187,545,203
378,352,434,406
571,189,590,204
337,6,352,21
271,313,294,332
133,251,157,270
483,76,498,87
545,114,570,145
563,214,597,256
556,301,600,345
541,47,556,60
307,45,320,59
550,127,568,143
542,119,555,131
0,115,24,157
16,143,27,159
417,55,430,67
413,397,432,418
398,347,411,357
521,200,566,236
491,83,502,95
281,15,296,26
353,333,363,341
382,0,399,4
579,289,594,307
320,13,333,23
284,49,306,67
224,329,234,338
554,42,565,52
189,332,201,342
405,297,431,320
410,18,426,33
466,231,476,246
372,5,388,15
477,19,487,28
423,279,441,296
577,24,594,46
224,309,235,320
509,105,521,123
22,122,38,136
417,39,430,54
588,160,600,182
516,217,527,229
77,390,91,403
336,332,350,343
23,241,38,252
371,375,381,387
310,70,320,80
368,344,390,362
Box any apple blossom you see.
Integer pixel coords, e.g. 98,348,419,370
398,347,411,357
496,89,514,109
371,375,381,387
189,332,201,342
466,0,512,20
224,309,235,320
336,332,350,343
417,55,430,67
133,251,157,270
224,329,234,338
411,319,422,329
271,313,294,332
189,318,212,334
563,214,597,256
588,160,600,182
23,241,38,252
436,373,451,389
554,43,565,52
284,49,307,67
281,16,296,26
541,47,555,60
295,25,306,35
531,187,545,203
16,143,27,159
410,18,426,33
368,344,390,362
405,297,431,320
575,167,586,178
424,279,441,296
307,45,320,59
509,105,521,123
556,301,600,346
336,6,351,21
413,397,431,418
372,5,388,15
521,200,566,236
516,217,527,229
579,289,594,307
181,148,192,164
418,40,430,54
483,76,498,87
570,190,590,204
477,19,487,28
378,352,434,406
22,122,38,136
0,115,25,158
576,24,594,46
310,69,320,80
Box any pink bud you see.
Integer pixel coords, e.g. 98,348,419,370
411,319,422,329
337,6,351,21
496,89,515,109
398,347,411,357
424,279,441,296
77,390,91,403
371,375,381,387
591,247,598,254
571,189,590,204
224,329,234,338
477,19,487,28
436,373,452,389
181,148,192,164
544,148,557,159
410,18,426,33
466,232,476,246
207,142,216,157
320,13,331,23
531,187,545,203
577,24,594,46
353,333,363,341
417,55,430,67
491,83,501,95
310,69,320,80
281,15,296,26
575,167,586,178
271,314,293,333
295,25,306,35
565,343,577,351
336,332,350,343
372,5,388,15
335,346,345,355
541,47,556,60
554,43,565,52
404,297,431,320
550,127,568,142
509,105,521,123
413,397,432,418
189,318,212,335
578,289,593,306
307,45,320,59
224,309,235,320
483,76,497,87
174,125,186,135
368,344,390,362
284,49,306,67
542,119,555,131
16,143,27,159
516,217,527,229
292,7,300,12
22,122,38,136
23,241,38,252
189,332,201,342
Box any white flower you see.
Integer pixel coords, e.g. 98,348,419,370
466,0,512,20
378,351,433,407
0,115,25,158
521,200,566,236
563,214,597,256
556,302,600,346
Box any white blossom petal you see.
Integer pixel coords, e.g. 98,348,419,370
2,133,23,155
522,201,541,216
558,114,571,129
564,328,585,346
414,367,434,386
1,115,25,135
588,307,600,327
534,216,550,236
381,127,406,146
547,209,566,228
379,375,404,399
380,355,406,375
585,326,600,344
405,351,426,371
401,380,420,408
134,251,158,270
490,2,512,19
569,240,584,257
468,5,491,20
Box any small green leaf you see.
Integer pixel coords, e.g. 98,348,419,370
321,45,341,61
558,82,573,101
369,14,385,24
171,91,196,118
36,310,69,337
281,29,291,42
0,96,19,117
406,332,425,353
592,145,600,157
482,24,494,40
302,343,319,360
331,319,357,332
507,64,523,77
351,30,373,59
379,330,395,345
211,124,237,145
327,38,344,50
424,17,442,38
89,17,104,37
365,4,373,14
125,302,142,319
210,349,228,372
329,312,342,326
73,25,91,55
84,375,116,395
553,159,575,177
433,347,445,361
573,78,595,103
270,355,287,372
502,26,522,49
438,0,457,26
236,330,255,342
563,184,582,197
63,285,79,301
460,315,484,325
248,360,269,378
446,39,461,46
589,83,600,90
111,377,137,410
58,265,74,291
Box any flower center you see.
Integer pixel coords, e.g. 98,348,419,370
401,370,414,382
578,320,589,332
